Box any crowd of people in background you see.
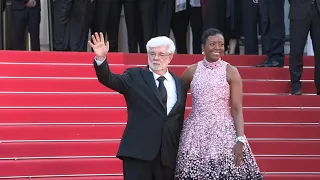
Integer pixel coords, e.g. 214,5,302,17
1,0,319,94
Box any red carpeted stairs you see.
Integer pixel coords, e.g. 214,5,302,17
0,50,319,180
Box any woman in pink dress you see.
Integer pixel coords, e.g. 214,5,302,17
174,28,263,179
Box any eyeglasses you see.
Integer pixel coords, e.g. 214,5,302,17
148,53,171,59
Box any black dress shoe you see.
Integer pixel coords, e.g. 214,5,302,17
256,60,284,67
291,89,302,95
256,63,267,67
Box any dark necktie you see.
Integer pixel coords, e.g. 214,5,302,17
157,76,167,106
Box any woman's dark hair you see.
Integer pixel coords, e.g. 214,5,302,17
201,28,224,45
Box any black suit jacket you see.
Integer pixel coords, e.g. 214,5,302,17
11,0,40,10
94,58,187,169
289,0,320,20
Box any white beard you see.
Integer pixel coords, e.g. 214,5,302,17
148,59,164,71
150,64,163,71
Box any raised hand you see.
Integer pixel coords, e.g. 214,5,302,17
88,32,109,61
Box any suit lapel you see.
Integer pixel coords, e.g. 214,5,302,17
141,68,167,110
168,73,182,117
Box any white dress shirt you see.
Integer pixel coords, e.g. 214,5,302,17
149,68,177,115
95,59,177,115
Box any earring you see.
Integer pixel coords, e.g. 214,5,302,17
202,51,204,55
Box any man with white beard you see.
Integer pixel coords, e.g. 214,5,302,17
90,33,188,180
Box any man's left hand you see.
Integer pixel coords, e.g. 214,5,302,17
232,141,244,167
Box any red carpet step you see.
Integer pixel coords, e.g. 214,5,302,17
0,124,319,140
0,78,317,93
1,108,319,123
1,93,320,107
0,63,315,80
0,157,319,177
0,50,315,66
1,140,319,158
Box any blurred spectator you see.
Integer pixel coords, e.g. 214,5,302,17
241,0,262,55
1,0,6,12
52,0,93,52
256,0,285,67
225,0,241,54
157,0,175,37
171,0,202,54
103,0,156,53
11,0,41,51
90,0,109,39
288,0,320,95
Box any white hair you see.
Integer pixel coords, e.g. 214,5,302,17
146,36,176,54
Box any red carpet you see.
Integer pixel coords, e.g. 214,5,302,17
0,50,319,179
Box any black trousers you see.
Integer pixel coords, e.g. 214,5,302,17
90,0,110,36
0,0,6,50
103,0,156,53
122,154,174,180
202,0,240,53
156,0,174,37
11,7,40,51
241,0,262,55
258,0,285,62
171,3,202,54
289,3,320,93
122,0,147,53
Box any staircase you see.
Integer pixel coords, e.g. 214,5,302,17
0,50,319,180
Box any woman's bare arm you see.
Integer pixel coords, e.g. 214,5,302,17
227,65,244,137
181,64,197,90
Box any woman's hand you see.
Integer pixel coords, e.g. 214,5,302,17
88,32,109,61
232,141,244,167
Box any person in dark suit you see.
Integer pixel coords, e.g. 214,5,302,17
156,0,175,37
11,0,41,51
241,0,261,55
1,0,5,12
0,0,5,34
52,0,94,52
0,0,6,50
225,0,242,54
201,0,240,54
202,0,226,39
90,0,110,38
171,0,203,54
288,0,320,95
89,32,187,180
102,0,156,53
256,0,285,67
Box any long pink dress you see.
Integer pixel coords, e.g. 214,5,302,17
175,59,263,179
